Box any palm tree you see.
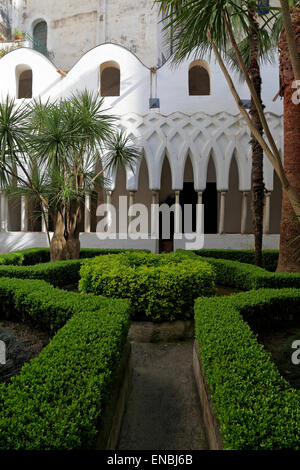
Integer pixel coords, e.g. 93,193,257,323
156,0,300,271
277,3,300,271
0,91,141,261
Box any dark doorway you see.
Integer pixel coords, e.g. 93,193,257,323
203,183,218,234
159,194,175,253
180,182,197,233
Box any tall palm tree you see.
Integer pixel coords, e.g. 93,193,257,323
0,91,141,261
277,4,300,271
156,0,300,271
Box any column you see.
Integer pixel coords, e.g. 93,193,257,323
84,194,91,233
196,191,203,235
151,190,159,240
263,191,271,234
174,190,181,239
241,191,249,235
218,191,227,235
106,190,113,233
21,196,28,232
128,191,136,235
1,193,8,232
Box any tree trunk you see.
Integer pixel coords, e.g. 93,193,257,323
249,9,265,267
277,9,300,272
50,209,68,262
66,233,81,260
65,201,81,260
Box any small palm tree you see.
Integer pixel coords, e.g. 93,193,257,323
0,91,141,261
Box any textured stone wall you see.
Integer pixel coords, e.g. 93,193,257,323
0,0,12,38
11,0,161,70
98,0,160,67
16,0,99,70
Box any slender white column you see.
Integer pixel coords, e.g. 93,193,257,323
174,190,181,238
128,191,136,235
84,194,91,233
218,191,227,235
106,190,113,233
21,196,28,232
151,190,159,240
1,193,8,232
241,191,249,235
263,191,272,234
196,191,203,235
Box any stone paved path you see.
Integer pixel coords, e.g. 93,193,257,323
117,340,208,450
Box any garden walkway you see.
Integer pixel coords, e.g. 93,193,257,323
117,340,208,450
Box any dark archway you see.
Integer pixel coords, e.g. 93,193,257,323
189,62,210,96
203,156,218,234
100,62,120,97
33,21,47,55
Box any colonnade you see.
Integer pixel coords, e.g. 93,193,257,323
0,190,274,235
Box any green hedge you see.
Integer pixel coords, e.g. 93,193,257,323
0,260,82,288
0,276,128,333
79,252,216,322
0,248,149,266
193,249,279,272
194,289,300,450
0,277,131,449
0,249,150,288
177,250,300,289
0,248,49,266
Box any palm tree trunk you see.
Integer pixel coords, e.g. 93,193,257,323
277,7,300,272
248,8,265,267
50,208,68,262
65,200,81,260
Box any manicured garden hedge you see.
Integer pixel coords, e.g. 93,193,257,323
79,252,216,322
0,277,131,449
177,250,300,289
0,249,150,288
194,288,300,450
0,276,129,333
193,249,279,272
0,248,149,266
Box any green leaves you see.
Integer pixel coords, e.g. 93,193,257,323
0,90,141,232
79,251,216,322
156,0,281,63
194,288,300,449
103,128,142,174
0,277,130,449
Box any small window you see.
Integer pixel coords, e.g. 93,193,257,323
17,67,33,99
33,21,47,55
189,61,210,96
100,61,120,97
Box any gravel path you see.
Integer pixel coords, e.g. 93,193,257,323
117,340,208,450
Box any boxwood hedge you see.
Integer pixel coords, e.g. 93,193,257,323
194,288,300,450
193,249,279,272
177,250,300,289
79,252,216,322
0,248,149,266
0,249,150,288
0,277,131,449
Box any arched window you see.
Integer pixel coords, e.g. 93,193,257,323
33,21,47,55
16,65,33,99
189,61,210,96
100,61,120,97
